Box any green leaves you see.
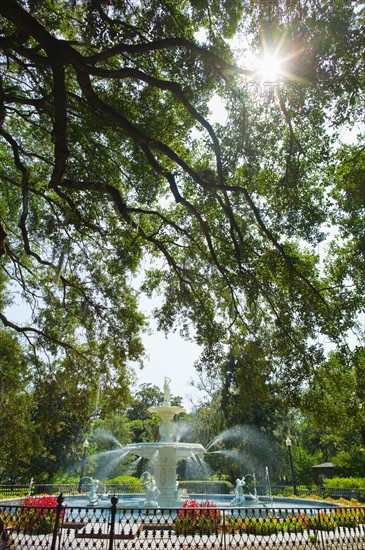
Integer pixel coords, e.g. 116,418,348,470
0,0,363,439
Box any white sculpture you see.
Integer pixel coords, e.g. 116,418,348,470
163,377,171,405
141,472,160,508
231,477,246,505
88,478,99,505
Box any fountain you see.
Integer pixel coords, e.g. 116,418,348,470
124,377,206,507
231,477,246,505
64,381,335,514
264,466,274,506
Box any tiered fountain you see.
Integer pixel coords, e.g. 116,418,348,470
124,378,205,507
70,379,332,513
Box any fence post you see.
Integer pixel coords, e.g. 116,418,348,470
108,495,119,550
50,493,64,550
222,508,226,550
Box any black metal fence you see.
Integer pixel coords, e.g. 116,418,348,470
2,494,365,549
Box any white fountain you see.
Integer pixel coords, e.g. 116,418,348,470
124,377,206,507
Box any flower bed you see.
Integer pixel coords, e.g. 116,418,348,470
173,500,221,534
224,508,365,536
172,500,365,537
2,495,66,535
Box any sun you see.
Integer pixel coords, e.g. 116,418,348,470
255,53,283,83
250,33,308,86
235,31,308,92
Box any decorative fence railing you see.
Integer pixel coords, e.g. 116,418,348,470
1,494,365,549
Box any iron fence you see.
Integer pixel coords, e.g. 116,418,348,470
1,494,365,549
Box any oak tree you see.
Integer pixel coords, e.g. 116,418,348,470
0,0,363,401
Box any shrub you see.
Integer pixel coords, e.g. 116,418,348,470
324,496,362,507
95,476,143,493
323,477,365,490
224,513,309,536
219,507,365,537
241,517,284,536
106,475,141,486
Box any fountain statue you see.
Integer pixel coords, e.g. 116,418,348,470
125,378,205,507
88,478,99,506
163,376,171,405
231,473,259,505
231,477,245,505
141,472,160,508
79,476,100,506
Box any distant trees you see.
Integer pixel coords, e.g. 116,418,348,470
300,349,365,476
0,330,36,482
2,335,365,484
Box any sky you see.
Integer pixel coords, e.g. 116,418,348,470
127,278,206,411
131,317,203,410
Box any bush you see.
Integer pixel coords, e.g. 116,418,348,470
323,477,365,489
105,475,141,487
222,508,365,536
92,476,143,493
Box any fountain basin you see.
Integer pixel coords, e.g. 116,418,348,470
63,493,336,514
125,442,205,461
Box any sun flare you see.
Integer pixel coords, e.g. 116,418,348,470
255,54,283,83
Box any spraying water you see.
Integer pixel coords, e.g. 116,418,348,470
264,466,273,506
78,379,278,509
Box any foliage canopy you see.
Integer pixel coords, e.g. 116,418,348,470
0,0,364,405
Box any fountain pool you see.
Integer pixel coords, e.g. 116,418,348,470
64,492,335,512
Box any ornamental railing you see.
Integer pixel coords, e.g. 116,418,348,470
1,494,365,549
